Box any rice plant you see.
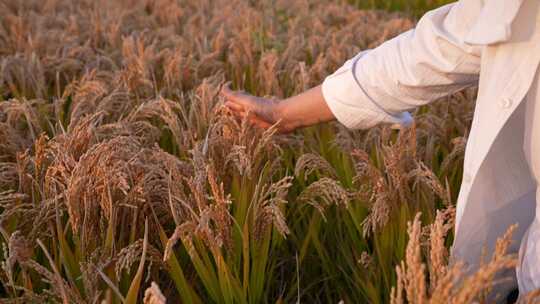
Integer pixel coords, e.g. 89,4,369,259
0,0,535,303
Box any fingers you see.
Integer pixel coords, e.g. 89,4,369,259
221,84,246,115
220,84,253,109
249,115,273,130
224,101,244,112
221,83,240,102
220,83,236,100
220,83,276,131
225,105,273,130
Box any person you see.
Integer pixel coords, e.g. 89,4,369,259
222,0,540,302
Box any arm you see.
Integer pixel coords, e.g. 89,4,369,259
221,85,332,133
223,1,482,132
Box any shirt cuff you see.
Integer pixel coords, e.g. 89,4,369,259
321,51,413,130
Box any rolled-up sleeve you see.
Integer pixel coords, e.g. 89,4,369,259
322,1,482,130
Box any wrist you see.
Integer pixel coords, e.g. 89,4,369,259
274,101,295,132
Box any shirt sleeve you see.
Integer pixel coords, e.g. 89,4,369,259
322,1,482,130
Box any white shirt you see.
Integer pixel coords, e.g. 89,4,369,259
517,67,540,294
321,0,540,300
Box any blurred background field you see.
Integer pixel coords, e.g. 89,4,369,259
351,0,451,16
0,0,524,303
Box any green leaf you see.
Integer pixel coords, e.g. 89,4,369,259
124,218,148,304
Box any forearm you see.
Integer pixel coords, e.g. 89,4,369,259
276,85,336,131
225,2,482,133
318,3,481,130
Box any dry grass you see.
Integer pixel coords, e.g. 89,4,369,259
391,211,519,304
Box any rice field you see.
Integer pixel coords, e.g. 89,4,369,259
0,0,537,303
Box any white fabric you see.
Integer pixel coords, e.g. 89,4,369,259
322,0,540,300
517,64,540,294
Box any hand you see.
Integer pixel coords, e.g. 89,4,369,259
221,85,290,133
221,84,334,133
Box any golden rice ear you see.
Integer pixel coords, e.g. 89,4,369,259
119,34,157,95
0,0,479,302
6,230,32,270
440,136,467,176
410,161,451,206
0,162,18,190
522,289,540,304
253,175,294,240
294,153,338,181
1,55,47,98
0,98,46,153
127,97,186,150
143,282,166,304
257,51,281,96
360,188,392,237
297,177,350,220
392,211,518,304
428,207,455,291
